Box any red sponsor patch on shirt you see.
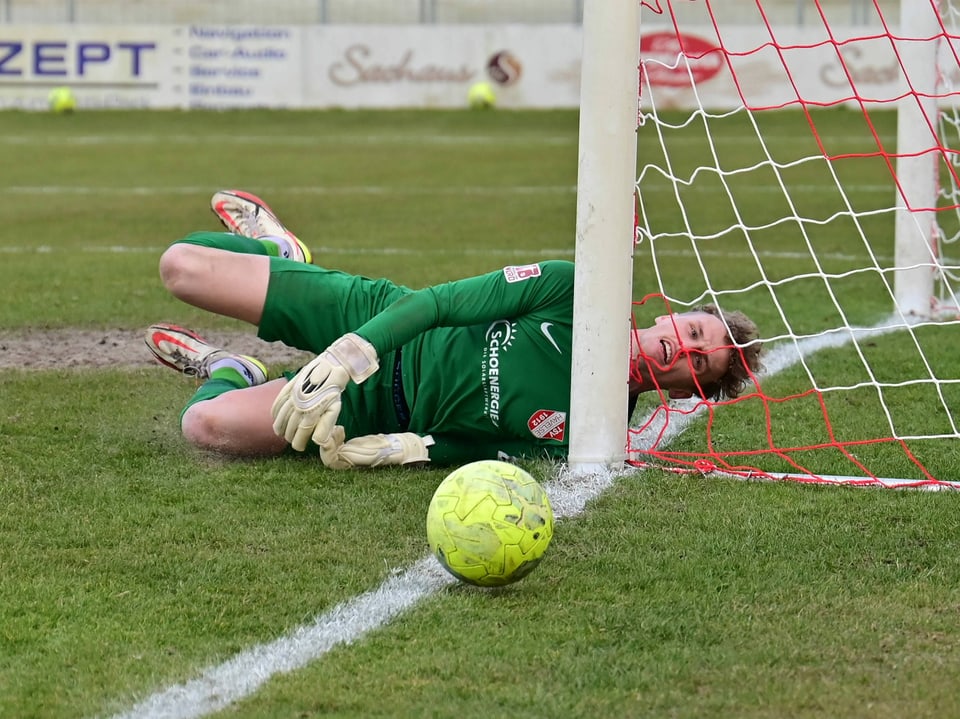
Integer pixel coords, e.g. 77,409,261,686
528,409,566,441
503,264,542,283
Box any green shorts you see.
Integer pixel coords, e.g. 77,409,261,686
257,258,413,437
257,258,410,352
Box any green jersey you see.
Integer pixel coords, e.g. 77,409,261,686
258,255,577,465
353,260,575,464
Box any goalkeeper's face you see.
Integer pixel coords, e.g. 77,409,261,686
630,311,732,398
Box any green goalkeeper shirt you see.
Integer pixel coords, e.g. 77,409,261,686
342,260,576,465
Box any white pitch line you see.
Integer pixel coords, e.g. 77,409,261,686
0,133,892,148
1,184,576,197
107,557,457,719
104,321,890,719
0,243,897,265
0,244,577,258
0,133,577,147
0,182,892,195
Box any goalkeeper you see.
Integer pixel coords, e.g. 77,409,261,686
146,190,762,469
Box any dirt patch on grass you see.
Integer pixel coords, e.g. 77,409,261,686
0,329,313,371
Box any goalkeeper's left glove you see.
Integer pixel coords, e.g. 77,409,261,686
318,429,435,469
271,333,379,451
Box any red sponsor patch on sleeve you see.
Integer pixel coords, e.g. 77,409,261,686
528,409,566,441
503,264,542,283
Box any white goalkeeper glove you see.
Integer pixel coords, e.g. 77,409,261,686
318,428,435,469
271,333,379,451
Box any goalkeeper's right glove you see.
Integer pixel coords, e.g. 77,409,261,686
271,333,379,451
318,429,435,469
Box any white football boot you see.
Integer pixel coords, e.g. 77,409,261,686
210,189,312,264
145,323,268,386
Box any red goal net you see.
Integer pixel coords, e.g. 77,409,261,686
628,0,960,488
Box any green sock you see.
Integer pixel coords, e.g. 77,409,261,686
209,365,253,388
209,356,265,387
256,239,282,257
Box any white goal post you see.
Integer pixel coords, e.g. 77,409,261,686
894,0,940,317
568,0,960,485
567,0,641,473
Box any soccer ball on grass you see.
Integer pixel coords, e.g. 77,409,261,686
426,460,554,587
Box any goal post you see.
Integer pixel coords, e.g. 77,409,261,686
569,0,960,487
894,0,940,318
567,0,641,473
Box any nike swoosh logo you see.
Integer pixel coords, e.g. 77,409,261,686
148,330,199,370
540,322,562,354
150,331,195,353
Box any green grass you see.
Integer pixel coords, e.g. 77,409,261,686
2,108,960,718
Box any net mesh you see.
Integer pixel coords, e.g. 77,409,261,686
629,0,960,487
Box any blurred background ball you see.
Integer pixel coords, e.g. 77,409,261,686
467,81,496,110
48,87,77,114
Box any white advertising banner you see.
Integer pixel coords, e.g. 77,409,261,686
0,24,302,110
0,24,175,110
0,23,952,111
0,23,582,110
302,25,581,108
176,26,303,109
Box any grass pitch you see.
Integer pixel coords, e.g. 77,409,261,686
2,108,960,719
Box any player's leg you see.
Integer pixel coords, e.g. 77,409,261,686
180,379,290,456
159,238,271,325
150,190,410,457
206,188,411,351
146,323,287,455
158,190,312,326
